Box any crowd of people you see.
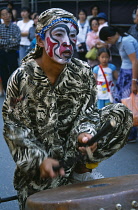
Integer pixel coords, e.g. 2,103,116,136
0,1,39,95
0,3,137,210
74,5,138,143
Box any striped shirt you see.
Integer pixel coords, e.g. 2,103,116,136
0,22,21,51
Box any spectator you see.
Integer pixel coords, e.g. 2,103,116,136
76,9,89,61
2,8,133,210
7,1,18,22
97,12,108,35
87,5,100,22
28,13,39,42
25,13,39,53
86,17,107,67
99,26,138,143
128,8,138,41
17,7,33,63
93,48,118,109
86,17,100,67
0,7,20,92
30,11,38,20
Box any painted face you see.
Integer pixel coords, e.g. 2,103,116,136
43,22,77,64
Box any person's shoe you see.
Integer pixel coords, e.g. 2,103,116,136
127,139,136,143
72,169,104,182
87,169,104,180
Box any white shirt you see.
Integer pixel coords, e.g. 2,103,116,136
17,19,34,46
76,19,90,46
93,64,116,100
98,22,108,36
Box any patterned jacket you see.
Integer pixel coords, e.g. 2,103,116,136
2,57,100,195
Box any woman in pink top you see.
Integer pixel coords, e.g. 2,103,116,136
86,17,108,68
86,18,100,67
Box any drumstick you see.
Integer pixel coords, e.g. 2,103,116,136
52,119,116,172
84,119,116,161
80,119,116,147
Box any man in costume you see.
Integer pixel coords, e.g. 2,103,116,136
2,8,132,210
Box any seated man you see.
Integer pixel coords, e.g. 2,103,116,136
2,8,133,210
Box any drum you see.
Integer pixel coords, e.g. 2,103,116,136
25,174,138,210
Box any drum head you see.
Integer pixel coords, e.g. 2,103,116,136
25,174,138,210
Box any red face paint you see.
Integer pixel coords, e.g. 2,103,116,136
46,37,57,57
44,22,77,64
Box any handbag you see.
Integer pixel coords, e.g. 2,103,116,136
121,93,138,126
99,65,114,103
85,47,98,60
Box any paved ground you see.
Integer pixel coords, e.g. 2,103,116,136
0,96,138,210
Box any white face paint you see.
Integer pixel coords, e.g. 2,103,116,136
43,22,77,64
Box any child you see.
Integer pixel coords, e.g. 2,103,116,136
97,12,108,35
93,48,118,109
96,12,109,48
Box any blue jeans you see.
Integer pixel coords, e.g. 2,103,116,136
128,126,137,140
19,45,29,64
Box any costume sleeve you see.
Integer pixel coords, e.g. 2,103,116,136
2,70,48,176
70,66,100,141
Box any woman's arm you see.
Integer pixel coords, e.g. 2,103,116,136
128,52,138,94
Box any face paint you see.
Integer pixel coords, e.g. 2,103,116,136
43,22,77,64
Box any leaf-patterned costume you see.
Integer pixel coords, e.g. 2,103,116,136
2,57,132,209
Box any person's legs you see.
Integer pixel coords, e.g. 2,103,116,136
0,50,10,92
19,45,28,64
72,103,132,183
93,103,132,163
128,126,137,143
97,99,110,109
114,68,131,103
114,68,136,142
97,99,105,109
7,51,19,75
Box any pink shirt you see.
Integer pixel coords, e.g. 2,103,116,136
86,31,100,50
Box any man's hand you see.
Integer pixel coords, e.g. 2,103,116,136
40,158,65,179
78,132,97,155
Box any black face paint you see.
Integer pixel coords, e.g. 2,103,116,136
49,23,76,59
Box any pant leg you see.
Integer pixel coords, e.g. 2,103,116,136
97,99,110,109
128,126,137,140
90,103,133,163
0,50,10,92
7,51,19,76
19,45,28,64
